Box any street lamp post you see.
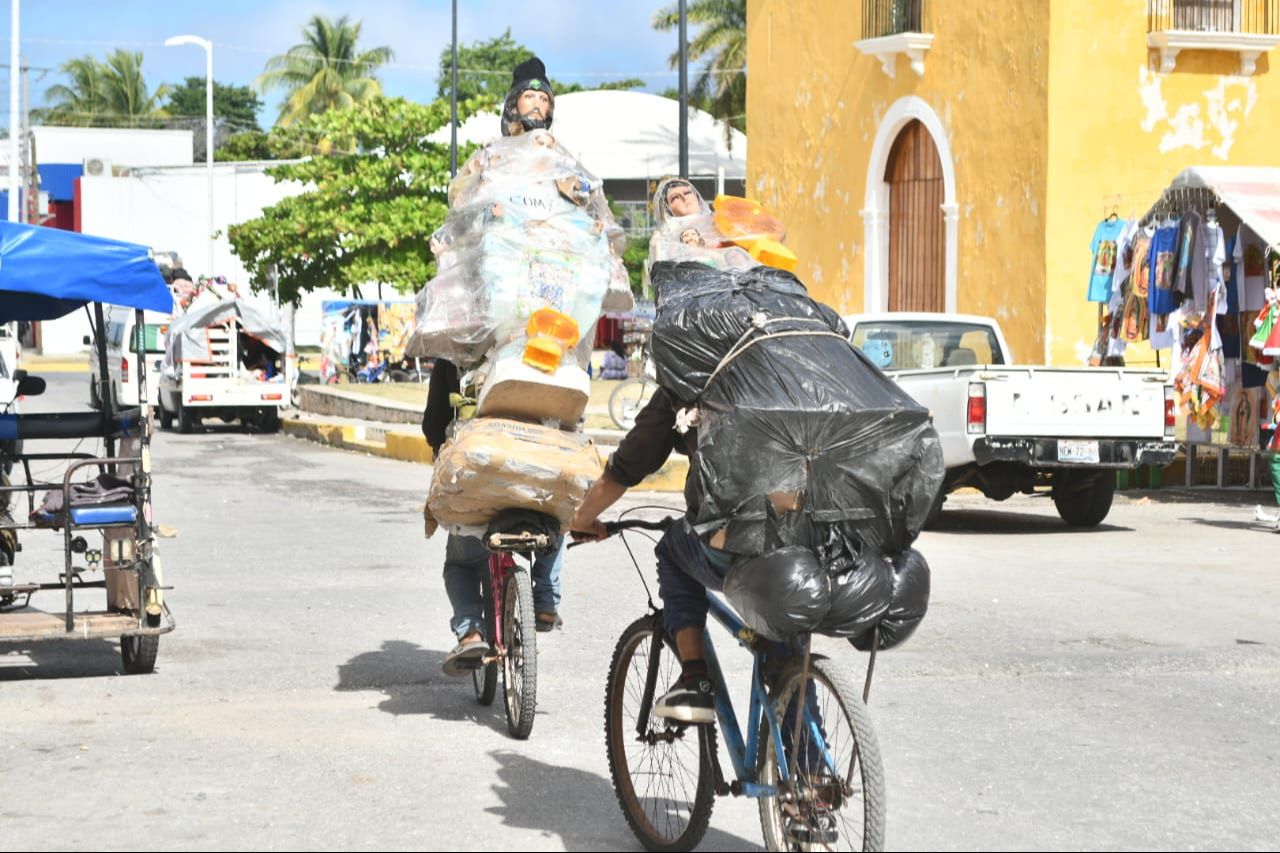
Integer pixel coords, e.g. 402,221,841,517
164,34,214,278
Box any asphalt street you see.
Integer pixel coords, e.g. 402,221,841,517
0,372,1276,851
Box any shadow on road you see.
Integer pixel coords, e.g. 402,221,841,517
928,509,1133,535
336,638,509,733
486,749,762,852
0,637,128,680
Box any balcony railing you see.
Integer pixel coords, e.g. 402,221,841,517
861,0,925,40
1148,0,1280,35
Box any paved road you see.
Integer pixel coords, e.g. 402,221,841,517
0,373,1276,851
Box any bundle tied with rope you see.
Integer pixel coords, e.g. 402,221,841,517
649,261,944,647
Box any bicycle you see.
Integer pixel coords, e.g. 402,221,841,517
608,357,658,430
468,512,555,740
574,517,886,852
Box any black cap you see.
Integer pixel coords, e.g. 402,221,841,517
502,56,555,136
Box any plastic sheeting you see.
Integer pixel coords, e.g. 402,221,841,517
407,130,632,367
650,260,943,642
163,298,287,371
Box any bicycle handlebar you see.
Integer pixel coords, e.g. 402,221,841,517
567,516,675,548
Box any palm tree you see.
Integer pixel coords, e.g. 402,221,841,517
653,0,747,146
42,51,170,127
255,14,394,127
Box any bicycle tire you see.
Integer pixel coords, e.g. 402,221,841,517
502,567,537,739
608,377,657,430
473,559,498,706
757,655,886,852
604,613,715,852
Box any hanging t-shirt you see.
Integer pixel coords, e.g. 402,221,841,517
1219,234,1242,359
1122,231,1153,343
1149,223,1180,319
1170,209,1205,310
1110,219,1139,309
1234,224,1269,312
1087,217,1127,303
1203,220,1226,314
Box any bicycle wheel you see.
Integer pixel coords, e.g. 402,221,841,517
605,614,715,852
473,560,498,706
609,378,657,430
501,567,537,739
758,655,886,852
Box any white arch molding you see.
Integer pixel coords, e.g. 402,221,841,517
861,96,958,313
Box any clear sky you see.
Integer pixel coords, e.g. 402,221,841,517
2,0,682,130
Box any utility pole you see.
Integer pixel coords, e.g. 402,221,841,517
678,0,689,179
22,54,31,223
8,0,20,223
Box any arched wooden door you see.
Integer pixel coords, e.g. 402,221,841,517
886,120,945,312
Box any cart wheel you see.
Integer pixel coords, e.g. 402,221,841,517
158,397,174,431
178,402,197,434
121,634,159,674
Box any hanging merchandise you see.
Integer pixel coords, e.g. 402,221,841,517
1121,228,1154,343
1148,219,1180,325
1235,224,1270,313
1087,216,1127,303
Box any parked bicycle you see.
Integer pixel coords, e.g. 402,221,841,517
608,357,658,430
467,510,555,740
573,516,886,852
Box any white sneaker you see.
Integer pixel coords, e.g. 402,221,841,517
1254,505,1280,524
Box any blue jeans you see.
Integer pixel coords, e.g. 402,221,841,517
443,532,564,641
655,520,731,637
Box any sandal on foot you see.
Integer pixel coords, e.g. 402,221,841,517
535,612,563,633
442,639,488,677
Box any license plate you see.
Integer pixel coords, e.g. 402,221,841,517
1058,440,1100,463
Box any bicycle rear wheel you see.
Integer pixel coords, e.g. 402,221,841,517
608,377,656,430
605,613,715,852
502,566,537,739
758,655,886,852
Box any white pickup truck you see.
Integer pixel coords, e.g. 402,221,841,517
844,313,1179,527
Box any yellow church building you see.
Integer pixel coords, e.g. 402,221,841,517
745,0,1280,366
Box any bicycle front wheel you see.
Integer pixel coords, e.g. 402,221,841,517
609,378,657,430
473,561,498,706
502,567,537,739
605,613,715,852
758,655,886,852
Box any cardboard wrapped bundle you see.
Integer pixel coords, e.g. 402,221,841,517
426,417,603,536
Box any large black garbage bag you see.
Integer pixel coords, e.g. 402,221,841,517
722,546,830,640
851,548,930,651
820,553,893,637
650,261,944,559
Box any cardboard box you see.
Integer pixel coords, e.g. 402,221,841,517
427,417,603,533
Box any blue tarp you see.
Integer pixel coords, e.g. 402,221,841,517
0,221,173,322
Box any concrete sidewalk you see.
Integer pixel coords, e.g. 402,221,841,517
282,384,688,492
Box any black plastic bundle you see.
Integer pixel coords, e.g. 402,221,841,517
650,261,943,643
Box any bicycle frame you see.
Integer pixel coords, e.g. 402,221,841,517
485,552,517,651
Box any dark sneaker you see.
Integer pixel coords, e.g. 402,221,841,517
653,677,715,724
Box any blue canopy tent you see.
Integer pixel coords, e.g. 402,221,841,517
0,222,172,445
0,221,172,322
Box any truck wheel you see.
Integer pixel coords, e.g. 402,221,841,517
157,397,174,431
178,402,197,434
256,408,280,434
1052,471,1116,527
89,377,101,409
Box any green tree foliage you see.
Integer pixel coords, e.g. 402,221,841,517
215,130,307,162
436,28,645,104
166,77,264,133
653,0,746,141
255,14,394,127
227,97,480,303
40,50,171,127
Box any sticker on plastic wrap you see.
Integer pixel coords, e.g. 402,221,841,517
523,247,581,316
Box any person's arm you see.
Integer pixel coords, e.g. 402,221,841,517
570,389,678,539
422,360,460,454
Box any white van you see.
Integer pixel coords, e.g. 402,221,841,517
88,306,170,408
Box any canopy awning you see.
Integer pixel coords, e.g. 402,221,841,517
0,221,172,322
1162,166,1280,251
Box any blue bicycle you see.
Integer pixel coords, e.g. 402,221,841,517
586,517,886,852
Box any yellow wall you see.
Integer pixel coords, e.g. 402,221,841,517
748,0,1280,365
1045,0,1280,365
746,1,1051,361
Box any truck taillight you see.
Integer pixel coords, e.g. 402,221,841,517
967,383,986,434
1165,387,1176,437
121,356,129,382
261,393,282,401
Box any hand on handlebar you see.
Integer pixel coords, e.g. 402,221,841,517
568,511,608,544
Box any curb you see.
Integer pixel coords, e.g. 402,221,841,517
281,416,687,492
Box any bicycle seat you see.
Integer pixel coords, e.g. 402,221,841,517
484,508,560,554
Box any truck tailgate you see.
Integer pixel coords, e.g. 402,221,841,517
981,368,1168,439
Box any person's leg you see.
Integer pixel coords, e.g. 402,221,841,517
443,533,488,642
1270,452,1280,529
527,535,563,622
652,521,726,723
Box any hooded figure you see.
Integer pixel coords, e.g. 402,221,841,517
502,56,555,137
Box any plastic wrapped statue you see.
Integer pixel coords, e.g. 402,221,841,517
647,177,755,272
408,65,632,369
